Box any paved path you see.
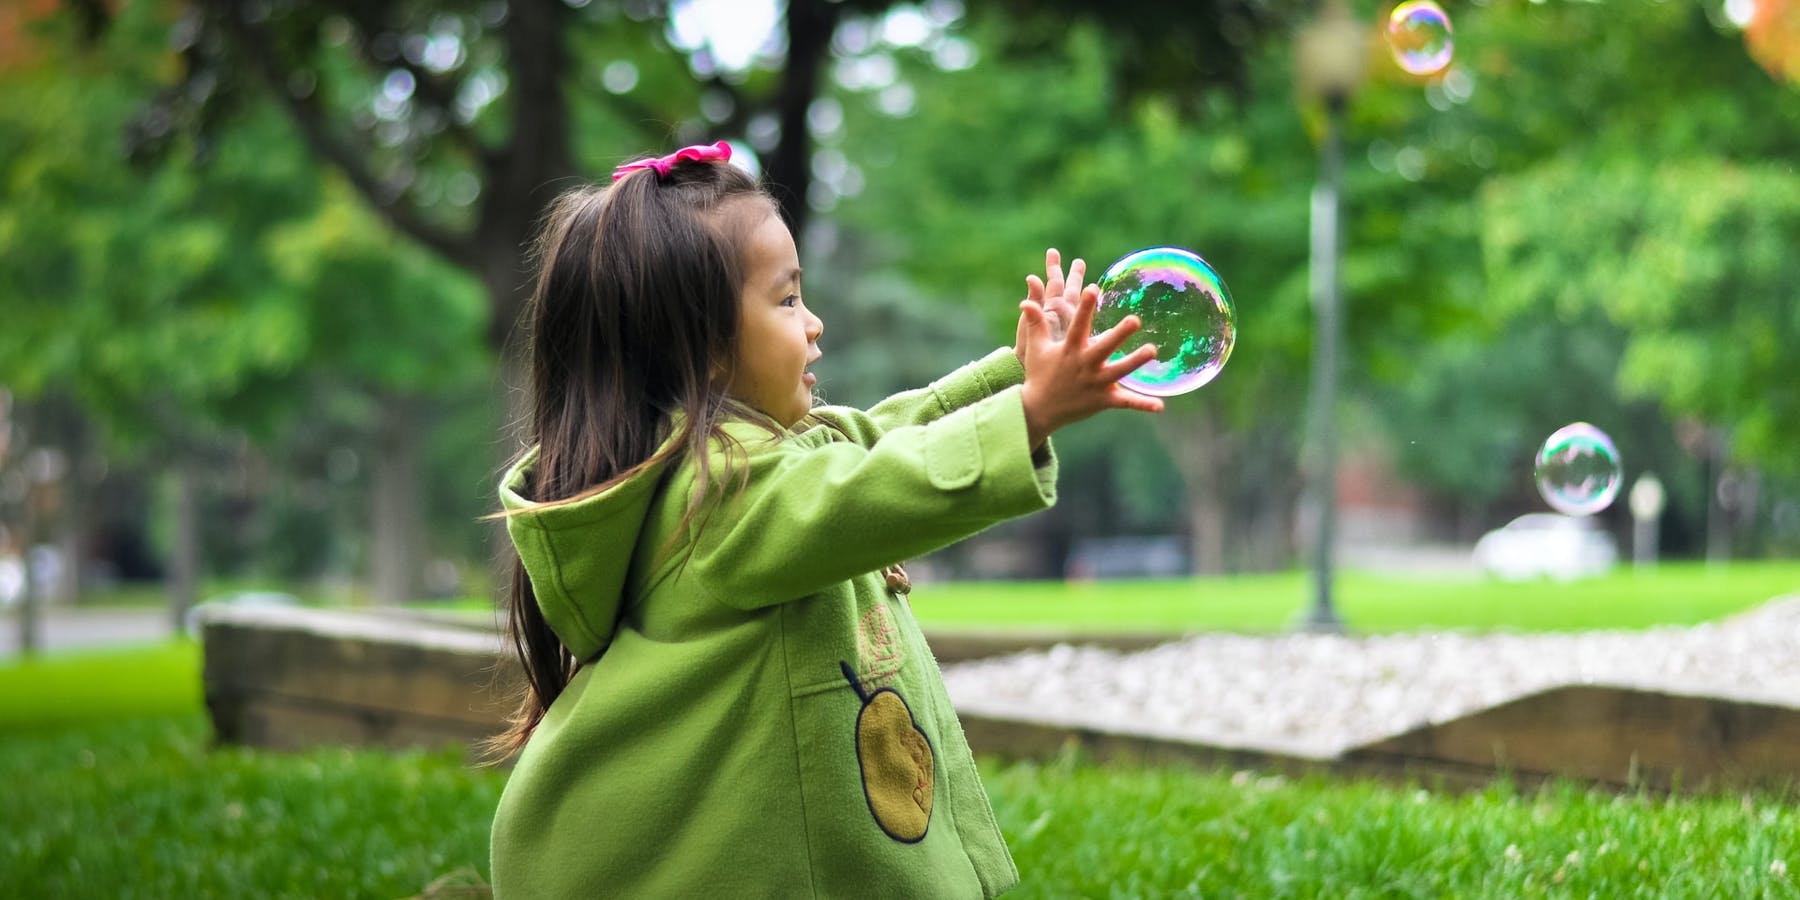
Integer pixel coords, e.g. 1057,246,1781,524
0,606,174,658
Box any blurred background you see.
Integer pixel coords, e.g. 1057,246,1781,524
3,0,1799,642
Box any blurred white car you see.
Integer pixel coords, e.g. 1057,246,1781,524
1473,513,1618,581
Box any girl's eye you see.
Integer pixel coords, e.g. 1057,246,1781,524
782,294,800,308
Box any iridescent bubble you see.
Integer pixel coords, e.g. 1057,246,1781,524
1091,247,1236,397
1535,423,1623,517
1387,0,1454,77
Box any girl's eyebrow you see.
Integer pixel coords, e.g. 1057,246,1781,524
773,266,802,290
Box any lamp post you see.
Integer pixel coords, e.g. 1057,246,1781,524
1295,0,1367,633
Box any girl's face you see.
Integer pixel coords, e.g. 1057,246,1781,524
728,207,822,428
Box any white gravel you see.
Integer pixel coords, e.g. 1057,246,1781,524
941,594,1800,759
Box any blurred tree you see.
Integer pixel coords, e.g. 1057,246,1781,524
1351,0,1800,553
129,0,913,366
831,20,1317,572
986,0,1297,107
1483,159,1800,476
1,6,319,622
100,0,925,598
828,0,1800,569
0,5,489,611
98,0,1303,580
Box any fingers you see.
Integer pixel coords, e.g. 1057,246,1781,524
1065,258,1087,301
1108,388,1165,414
1067,283,1099,343
1089,309,1141,358
1044,248,1065,299
1100,342,1159,380
1025,275,1046,306
1017,299,1047,336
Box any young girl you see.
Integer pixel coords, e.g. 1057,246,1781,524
487,141,1163,898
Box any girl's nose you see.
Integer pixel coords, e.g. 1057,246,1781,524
805,309,824,342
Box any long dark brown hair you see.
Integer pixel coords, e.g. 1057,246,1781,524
483,158,777,762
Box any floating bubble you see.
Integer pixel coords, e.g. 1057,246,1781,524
1091,247,1236,397
1387,0,1454,77
1535,423,1622,517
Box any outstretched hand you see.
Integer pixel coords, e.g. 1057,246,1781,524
1017,278,1164,450
1015,248,1083,364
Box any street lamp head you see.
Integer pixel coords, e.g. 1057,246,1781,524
1297,0,1370,104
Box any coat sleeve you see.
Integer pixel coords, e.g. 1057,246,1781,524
813,347,1025,447
682,385,1055,608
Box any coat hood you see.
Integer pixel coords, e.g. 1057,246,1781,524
498,444,676,662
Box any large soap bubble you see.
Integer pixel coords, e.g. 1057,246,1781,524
1091,246,1236,397
1388,0,1454,76
1535,423,1623,516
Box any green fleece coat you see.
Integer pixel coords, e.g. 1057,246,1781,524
489,348,1055,899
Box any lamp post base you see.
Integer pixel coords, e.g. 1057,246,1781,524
1293,603,1347,634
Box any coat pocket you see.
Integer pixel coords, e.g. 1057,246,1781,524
922,411,981,490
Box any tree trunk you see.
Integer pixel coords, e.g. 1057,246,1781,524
371,393,424,606
1243,471,1299,572
1190,480,1227,575
15,484,41,656
768,0,840,241
166,463,199,633
483,279,538,611
1156,406,1232,575
53,462,81,605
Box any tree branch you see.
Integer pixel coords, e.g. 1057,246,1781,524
207,2,474,264
767,0,841,240
60,0,112,44
475,0,578,350
321,1,494,165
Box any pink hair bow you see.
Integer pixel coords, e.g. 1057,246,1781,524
611,140,733,181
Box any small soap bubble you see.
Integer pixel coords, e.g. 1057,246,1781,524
1535,423,1622,516
1388,0,1454,77
1092,246,1236,397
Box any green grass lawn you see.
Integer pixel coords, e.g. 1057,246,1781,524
0,641,201,730
11,564,1795,895
2,712,1793,898
0,715,502,900
905,561,1800,634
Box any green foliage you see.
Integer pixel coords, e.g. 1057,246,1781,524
263,179,488,393
837,22,1316,422
1352,0,1800,501
907,561,1800,633
0,5,488,450
1484,159,1800,475
824,0,1800,556
0,7,317,447
828,22,1320,553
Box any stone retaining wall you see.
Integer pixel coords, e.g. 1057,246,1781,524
1346,684,1800,793
198,605,520,757
198,605,1800,793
